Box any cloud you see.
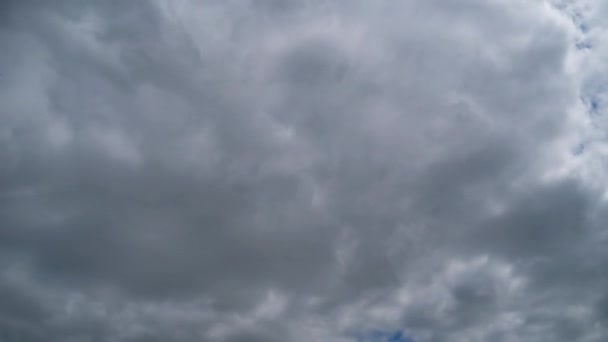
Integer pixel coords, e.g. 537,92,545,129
1,0,607,341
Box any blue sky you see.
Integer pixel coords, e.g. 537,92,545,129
356,330,415,342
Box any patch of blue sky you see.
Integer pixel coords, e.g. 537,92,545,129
354,330,415,342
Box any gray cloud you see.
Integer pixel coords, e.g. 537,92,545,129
1,0,607,341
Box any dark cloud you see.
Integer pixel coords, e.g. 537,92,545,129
1,0,607,341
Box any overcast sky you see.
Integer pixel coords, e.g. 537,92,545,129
1,1,608,341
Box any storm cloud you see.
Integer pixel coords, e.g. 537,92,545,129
1,0,607,341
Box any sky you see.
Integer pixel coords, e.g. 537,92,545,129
1,0,608,341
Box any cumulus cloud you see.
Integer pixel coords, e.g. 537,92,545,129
1,0,607,341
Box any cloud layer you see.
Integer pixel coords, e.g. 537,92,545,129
1,1,607,341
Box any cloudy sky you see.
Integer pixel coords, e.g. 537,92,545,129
1,0,608,341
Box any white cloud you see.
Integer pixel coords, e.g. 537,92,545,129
0,1,607,341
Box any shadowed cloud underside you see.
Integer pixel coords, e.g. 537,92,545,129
1,0,608,341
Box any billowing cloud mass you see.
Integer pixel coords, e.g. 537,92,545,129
1,0,607,341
